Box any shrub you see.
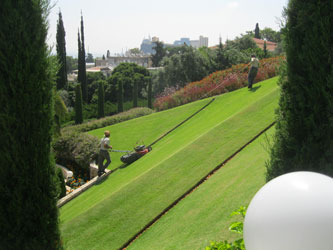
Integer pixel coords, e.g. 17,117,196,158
56,168,66,199
53,131,100,180
206,206,246,250
62,107,154,134
154,56,284,111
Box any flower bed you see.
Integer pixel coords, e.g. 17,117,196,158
154,56,285,111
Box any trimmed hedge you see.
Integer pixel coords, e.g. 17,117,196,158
62,107,154,134
53,131,100,180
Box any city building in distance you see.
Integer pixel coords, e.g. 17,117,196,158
140,35,209,54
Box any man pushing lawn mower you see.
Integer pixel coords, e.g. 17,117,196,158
98,130,112,177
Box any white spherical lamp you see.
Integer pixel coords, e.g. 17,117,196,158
244,171,333,250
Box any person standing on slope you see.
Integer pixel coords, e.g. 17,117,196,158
248,54,259,89
98,130,112,176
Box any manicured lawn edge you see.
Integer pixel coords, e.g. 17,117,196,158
121,121,275,249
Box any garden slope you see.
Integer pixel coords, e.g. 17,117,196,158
127,127,274,250
60,78,279,249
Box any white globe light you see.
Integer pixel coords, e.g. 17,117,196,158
244,171,333,250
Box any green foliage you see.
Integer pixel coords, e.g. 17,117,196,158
147,76,152,108
53,131,100,180
160,45,211,88
62,107,154,134
56,168,66,199
206,207,246,250
117,75,124,112
267,0,333,180
260,27,281,43
0,0,62,248
107,62,150,103
152,41,165,67
97,80,105,118
74,84,83,124
56,11,68,90
216,38,231,71
227,35,258,51
263,41,268,58
77,15,87,103
54,91,68,135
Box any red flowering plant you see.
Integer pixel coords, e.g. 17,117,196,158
154,56,284,111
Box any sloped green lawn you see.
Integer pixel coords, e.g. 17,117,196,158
60,78,279,249
127,128,274,250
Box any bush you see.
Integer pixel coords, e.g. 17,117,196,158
56,168,66,199
206,206,246,250
154,56,284,111
62,107,154,134
53,131,100,180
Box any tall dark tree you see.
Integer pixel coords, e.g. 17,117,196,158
75,84,83,124
0,0,62,248
254,23,260,39
56,11,68,90
263,41,268,58
266,0,333,180
147,76,152,109
97,81,105,118
78,14,87,103
133,73,142,107
152,41,165,67
117,75,124,113
216,37,230,70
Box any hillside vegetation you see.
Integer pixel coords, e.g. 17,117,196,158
60,77,279,249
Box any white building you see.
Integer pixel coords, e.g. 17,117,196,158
190,36,209,48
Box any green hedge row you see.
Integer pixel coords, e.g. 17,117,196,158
62,107,154,134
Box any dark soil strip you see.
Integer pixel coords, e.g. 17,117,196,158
120,121,276,250
147,98,216,148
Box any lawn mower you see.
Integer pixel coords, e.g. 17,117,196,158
112,145,152,164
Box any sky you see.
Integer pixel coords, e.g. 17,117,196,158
47,0,288,58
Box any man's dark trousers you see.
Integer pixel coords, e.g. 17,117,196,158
98,149,111,175
248,66,258,88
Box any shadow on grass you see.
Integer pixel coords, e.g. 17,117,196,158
94,163,129,185
249,85,261,92
119,163,130,169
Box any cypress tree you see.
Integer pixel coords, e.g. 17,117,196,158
266,0,333,180
97,81,105,118
118,77,124,113
79,14,87,103
56,11,68,90
216,37,230,70
77,30,82,87
263,41,268,58
133,74,139,108
75,84,83,124
0,0,62,248
147,76,152,109
254,23,260,39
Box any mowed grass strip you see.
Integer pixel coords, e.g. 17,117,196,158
88,98,211,171
60,78,278,223
127,128,274,250
60,82,279,250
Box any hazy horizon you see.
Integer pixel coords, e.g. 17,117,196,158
48,0,287,58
